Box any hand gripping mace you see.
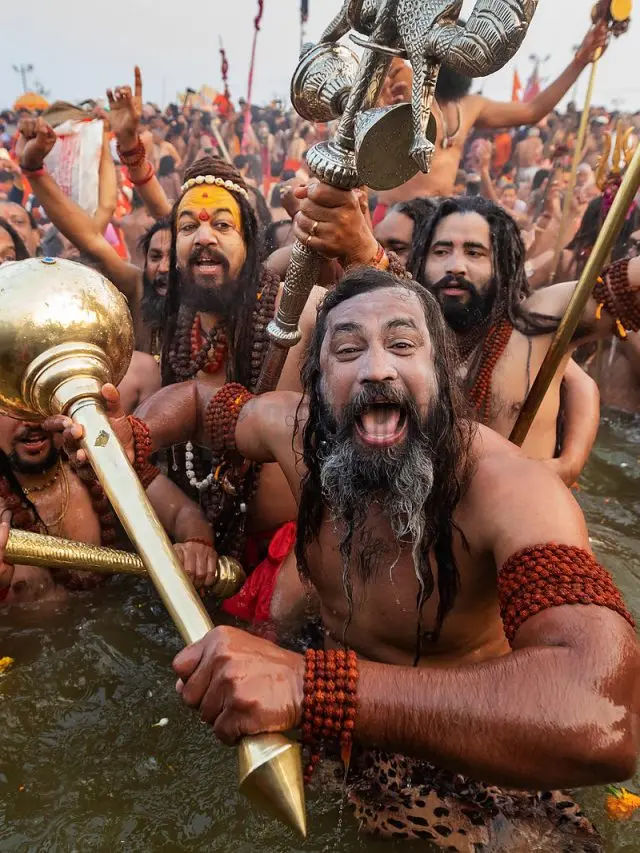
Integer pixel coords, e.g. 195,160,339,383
0,258,306,836
256,0,540,394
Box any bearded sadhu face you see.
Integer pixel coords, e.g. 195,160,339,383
175,186,247,290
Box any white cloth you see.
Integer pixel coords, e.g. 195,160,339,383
45,119,103,216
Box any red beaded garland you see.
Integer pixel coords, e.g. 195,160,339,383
466,316,513,424
302,648,358,783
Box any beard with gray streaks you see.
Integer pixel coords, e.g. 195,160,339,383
318,382,435,586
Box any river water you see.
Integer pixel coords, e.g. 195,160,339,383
0,410,638,853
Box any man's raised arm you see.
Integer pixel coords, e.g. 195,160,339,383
475,24,608,130
17,118,142,313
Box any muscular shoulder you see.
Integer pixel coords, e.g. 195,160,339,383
461,425,590,563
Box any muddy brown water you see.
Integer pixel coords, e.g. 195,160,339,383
0,410,638,852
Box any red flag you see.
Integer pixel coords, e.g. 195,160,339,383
511,68,522,102
523,63,541,103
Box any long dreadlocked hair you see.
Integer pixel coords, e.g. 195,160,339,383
391,197,437,270
138,216,171,260
295,268,477,646
160,157,265,388
566,195,640,278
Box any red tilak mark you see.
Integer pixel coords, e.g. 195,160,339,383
198,209,210,221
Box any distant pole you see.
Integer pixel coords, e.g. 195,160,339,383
300,0,309,55
12,63,33,93
242,0,265,153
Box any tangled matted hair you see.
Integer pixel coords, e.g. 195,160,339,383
295,267,477,646
160,157,264,388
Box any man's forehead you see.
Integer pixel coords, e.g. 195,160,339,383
326,287,426,331
0,202,27,222
433,211,490,245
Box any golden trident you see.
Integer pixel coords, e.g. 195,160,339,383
0,257,306,836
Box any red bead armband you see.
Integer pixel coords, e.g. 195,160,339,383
302,648,358,783
127,416,160,489
205,383,254,455
498,543,635,645
593,258,639,338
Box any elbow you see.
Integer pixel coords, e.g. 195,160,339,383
565,723,638,787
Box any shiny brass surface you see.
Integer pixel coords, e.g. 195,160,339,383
0,258,133,421
4,528,247,599
0,258,306,837
510,140,640,446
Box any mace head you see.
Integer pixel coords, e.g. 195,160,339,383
0,257,134,420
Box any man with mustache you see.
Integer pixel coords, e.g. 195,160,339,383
0,412,223,607
71,269,637,850
409,195,640,484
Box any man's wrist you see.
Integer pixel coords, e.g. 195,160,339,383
344,236,384,269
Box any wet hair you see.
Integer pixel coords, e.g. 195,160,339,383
391,197,437,268
161,157,263,389
435,64,473,103
412,195,559,339
138,217,171,263
566,195,640,276
295,267,476,647
263,219,292,257
532,168,550,192
0,216,29,260
158,155,176,177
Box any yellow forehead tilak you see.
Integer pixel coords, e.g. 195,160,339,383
177,186,242,232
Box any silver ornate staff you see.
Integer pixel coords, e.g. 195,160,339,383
256,0,540,393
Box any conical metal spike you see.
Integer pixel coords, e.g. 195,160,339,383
238,734,307,837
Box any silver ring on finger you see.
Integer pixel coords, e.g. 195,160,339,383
310,220,319,237
305,232,313,247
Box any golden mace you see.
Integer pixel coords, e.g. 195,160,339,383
549,0,632,283
0,257,306,836
3,528,246,600
510,135,640,446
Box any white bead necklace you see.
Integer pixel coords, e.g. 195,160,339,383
184,441,214,492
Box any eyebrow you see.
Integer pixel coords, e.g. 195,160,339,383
178,207,234,220
332,321,363,335
384,317,419,332
432,239,489,251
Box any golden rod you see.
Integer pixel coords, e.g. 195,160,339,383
3,527,247,600
510,140,640,447
549,53,601,284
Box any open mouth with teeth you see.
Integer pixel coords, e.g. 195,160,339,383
16,428,50,456
354,402,408,448
191,253,226,278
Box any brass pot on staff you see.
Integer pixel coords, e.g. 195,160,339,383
0,257,306,836
257,0,541,394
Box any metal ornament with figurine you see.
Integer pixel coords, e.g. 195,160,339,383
257,0,541,394
0,257,306,836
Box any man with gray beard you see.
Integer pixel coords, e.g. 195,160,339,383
75,269,638,850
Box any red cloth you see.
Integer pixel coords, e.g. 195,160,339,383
372,202,388,228
222,522,296,624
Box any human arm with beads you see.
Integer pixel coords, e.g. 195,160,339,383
107,67,172,220
172,453,638,791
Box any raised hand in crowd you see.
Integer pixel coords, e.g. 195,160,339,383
16,117,57,170
106,66,144,151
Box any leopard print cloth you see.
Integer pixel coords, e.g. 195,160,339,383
347,750,603,852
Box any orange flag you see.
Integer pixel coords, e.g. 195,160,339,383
512,68,523,102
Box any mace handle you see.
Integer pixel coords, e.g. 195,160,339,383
66,397,306,836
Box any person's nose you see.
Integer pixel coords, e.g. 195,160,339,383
158,253,170,274
357,343,398,385
194,222,219,249
446,249,468,278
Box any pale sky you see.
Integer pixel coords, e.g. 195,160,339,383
2,0,638,114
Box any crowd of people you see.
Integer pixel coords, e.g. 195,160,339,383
0,13,639,852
